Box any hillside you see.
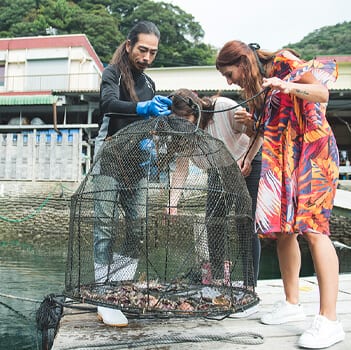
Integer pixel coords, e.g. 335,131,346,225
284,21,351,60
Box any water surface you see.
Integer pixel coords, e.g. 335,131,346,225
0,242,65,350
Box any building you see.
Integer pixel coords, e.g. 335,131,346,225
0,34,103,186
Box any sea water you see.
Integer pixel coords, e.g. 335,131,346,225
0,242,65,350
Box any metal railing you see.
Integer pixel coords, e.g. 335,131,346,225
0,73,101,92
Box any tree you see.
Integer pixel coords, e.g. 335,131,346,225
71,7,122,63
0,0,38,36
67,1,122,63
284,21,351,60
109,0,216,66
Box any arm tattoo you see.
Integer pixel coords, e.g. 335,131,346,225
295,88,309,96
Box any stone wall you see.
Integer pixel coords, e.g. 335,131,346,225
1,181,350,253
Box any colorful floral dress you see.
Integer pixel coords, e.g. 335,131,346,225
255,52,339,238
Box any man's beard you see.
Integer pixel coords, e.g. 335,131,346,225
134,60,149,71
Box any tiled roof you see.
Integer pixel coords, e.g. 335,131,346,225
0,94,57,105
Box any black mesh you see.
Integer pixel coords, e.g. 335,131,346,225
65,116,258,318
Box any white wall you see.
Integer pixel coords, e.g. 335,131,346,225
146,66,241,92
146,64,351,92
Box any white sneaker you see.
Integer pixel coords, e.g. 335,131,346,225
261,300,306,325
229,303,260,318
298,315,345,349
97,306,128,327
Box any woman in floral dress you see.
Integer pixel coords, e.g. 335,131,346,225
216,40,344,349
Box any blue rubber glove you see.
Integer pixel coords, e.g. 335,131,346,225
139,138,156,156
139,138,157,171
136,95,172,119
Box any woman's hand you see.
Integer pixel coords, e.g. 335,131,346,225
162,206,177,225
262,75,329,102
262,77,290,94
233,109,255,136
237,157,252,177
164,207,177,216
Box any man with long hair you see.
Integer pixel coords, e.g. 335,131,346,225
93,21,171,327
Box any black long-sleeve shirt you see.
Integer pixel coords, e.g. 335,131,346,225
99,64,156,136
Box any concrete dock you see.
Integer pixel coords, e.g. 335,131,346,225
52,274,350,349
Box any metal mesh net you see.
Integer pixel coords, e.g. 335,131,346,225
65,116,258,318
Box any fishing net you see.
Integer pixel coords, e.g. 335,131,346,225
0,184,72,251
65,116,258,318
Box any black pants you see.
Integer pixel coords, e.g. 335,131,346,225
206,158,261,286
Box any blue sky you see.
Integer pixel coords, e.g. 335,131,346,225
158,0,351,50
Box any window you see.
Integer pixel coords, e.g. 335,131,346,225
26,59,68,91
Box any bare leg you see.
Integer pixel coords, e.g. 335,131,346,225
276,233,301,304
260,233,305,325
304,233,338,320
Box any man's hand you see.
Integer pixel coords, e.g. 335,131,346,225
136,95,172,118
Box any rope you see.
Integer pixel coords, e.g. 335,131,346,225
0,300,33,322
0,183,70,223
337,116,351,135
104,89,269,119
0,291,41,303
36,294,63,331
64,332,264,349
0,291,98,312
0,299,40,350
0,195,52,223
0,292,41,348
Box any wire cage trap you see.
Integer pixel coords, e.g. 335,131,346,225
65,116,258,319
